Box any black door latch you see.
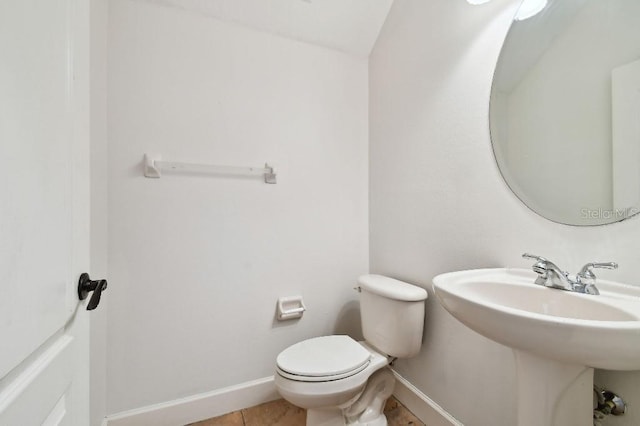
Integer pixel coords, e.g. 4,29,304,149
78,273,108,311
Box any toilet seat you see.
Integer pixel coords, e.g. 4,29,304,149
276,336,371,382
274,340,389,411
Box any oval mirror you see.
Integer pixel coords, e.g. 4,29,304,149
490,0,640,225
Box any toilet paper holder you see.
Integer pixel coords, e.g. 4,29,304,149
277,296,306,321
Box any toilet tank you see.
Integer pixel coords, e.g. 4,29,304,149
358,274,428,358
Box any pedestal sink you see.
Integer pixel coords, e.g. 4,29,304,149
432,268,640,426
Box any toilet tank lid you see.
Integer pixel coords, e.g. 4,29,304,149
358,274,428,302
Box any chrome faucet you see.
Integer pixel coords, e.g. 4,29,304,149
522,254,618,295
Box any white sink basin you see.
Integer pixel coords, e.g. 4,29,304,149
432,268,640,426
433,268,640,370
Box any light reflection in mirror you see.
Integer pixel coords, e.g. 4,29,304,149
515,0,548,21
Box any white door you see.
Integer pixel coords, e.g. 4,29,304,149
0,0,92,425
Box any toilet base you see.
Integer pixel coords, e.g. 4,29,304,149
307,408,387,426
305,368,394,426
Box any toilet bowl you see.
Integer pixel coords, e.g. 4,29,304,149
274,275,428,426
275,337,388,410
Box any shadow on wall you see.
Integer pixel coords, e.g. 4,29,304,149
333,300,363,340
420,293,441,348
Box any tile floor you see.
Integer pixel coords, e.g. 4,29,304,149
188,397,425,426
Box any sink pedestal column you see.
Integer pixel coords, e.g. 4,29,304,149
514,350,593,426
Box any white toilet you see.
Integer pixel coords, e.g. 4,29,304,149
274,274,428,426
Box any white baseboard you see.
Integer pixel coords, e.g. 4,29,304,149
105,376,279,426
391,370,463,426
104,371,459,426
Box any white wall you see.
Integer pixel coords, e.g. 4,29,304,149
107,0,369,415
370,0,640,424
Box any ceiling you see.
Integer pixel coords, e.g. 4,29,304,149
140,0,394,57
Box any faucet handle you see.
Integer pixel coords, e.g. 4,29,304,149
522,253,548,262
578,262,618,278
575,262,618,295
